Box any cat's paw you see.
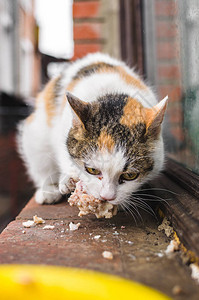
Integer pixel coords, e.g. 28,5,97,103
59,176,77,195
35,188,62,204
59,183,70,195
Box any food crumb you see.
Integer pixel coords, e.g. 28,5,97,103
43,225,55,230
22,215,46,228
128,254,136,260
126,241,134,245
22,220,35,228
121,226,125,229
68,181,117,219
22,230,26,234
190,263,199,284
156,252,164,258
69,222,81,231
146,257,150,261
102,251,113,260
113,231,119,235
33,215,45,224
172,285,182,295
93,235,101,240
158,217,173,237
101,239,107,243
165,240,179,254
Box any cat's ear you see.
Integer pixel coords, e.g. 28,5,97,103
66,92,91,128
144,96,168,135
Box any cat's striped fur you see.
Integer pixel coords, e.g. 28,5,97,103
17,53,168,205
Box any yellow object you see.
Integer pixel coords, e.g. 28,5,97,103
0,265,171,300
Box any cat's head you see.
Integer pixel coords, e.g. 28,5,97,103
66,92,168,206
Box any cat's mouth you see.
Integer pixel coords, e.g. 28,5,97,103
68,180,118,219
74,179,116,203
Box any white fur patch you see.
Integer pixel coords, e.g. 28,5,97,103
79,148,126,200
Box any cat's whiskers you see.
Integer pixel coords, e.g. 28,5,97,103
132,192,171,206
129,196,157,220
136,187,177,195
129,202,144,224
122,199,144,224
129,202,156,221
130,196,155,212
120,202,138,225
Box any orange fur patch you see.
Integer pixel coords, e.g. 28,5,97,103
144,108,158,129
96,65,147,90
66,63,147,96
116,66,147,90
41,76,60,126
97,65,115,74
98,131,115,152
67,78,79,92
63,62,147,121
25,94,41,124
120,97,145,127
65,62,111,93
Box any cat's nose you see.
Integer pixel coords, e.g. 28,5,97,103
100,184,116,201
100,190,116,201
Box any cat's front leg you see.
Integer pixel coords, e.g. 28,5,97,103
35,172,62,204
35,187,62,204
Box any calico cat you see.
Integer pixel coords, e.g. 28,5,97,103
17,52,168,207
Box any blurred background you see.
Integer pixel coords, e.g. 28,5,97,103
0,0,199,231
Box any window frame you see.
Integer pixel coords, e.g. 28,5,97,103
149,159,199,256
119,0,144,72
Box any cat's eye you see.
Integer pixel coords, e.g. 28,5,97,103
120,172,139,182
85,166,101,175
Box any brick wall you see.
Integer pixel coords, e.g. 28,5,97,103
72,0,120,60
154,0,184,143
72,0,103,60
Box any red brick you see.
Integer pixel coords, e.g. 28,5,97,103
158,86,182,102
155,0,177,17
158,65,181,80
73,1,100,19
156,21,178,38
157,41,179,60
74,23,101,40
73,43,102,60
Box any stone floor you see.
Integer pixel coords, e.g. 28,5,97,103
0,197,199,299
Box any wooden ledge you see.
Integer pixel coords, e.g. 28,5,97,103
0,197,199,298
